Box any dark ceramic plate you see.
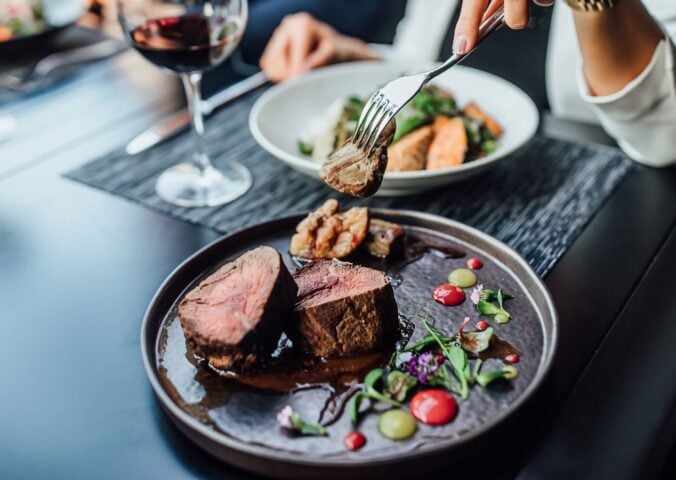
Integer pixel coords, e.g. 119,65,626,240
142,210,557,478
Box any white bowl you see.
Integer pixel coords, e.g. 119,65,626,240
249,61,539,196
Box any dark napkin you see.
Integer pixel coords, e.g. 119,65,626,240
64,88,635,278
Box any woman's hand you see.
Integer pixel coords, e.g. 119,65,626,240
453,0,553,54
260,13,380,82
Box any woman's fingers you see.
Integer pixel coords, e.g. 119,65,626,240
304,31,337,70
456,0,536,54
260,26,291,82
504,0,530,29
285,14,318,77
260,13,341,82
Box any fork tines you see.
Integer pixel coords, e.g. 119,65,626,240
353,91,397,156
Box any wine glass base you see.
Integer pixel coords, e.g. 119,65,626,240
155,159,252,208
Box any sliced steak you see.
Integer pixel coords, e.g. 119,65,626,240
364,218,406,258
293,260,397,358
289,199,369,259
320,121,395,197
178,246,297,372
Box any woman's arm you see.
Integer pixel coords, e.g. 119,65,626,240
572,0,663,96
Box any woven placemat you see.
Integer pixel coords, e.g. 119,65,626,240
65,90,633,277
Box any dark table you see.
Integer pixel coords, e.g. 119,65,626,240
1,52,675,480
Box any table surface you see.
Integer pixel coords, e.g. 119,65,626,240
1,51,675,480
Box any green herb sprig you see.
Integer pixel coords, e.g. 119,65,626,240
347,368,406,425
475,287,513,324
276,406,328,436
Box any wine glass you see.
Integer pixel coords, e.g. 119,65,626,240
117,0,252,207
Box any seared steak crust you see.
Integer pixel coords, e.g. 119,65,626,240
178,246,297,372
292,260,397,358
320,121,395,197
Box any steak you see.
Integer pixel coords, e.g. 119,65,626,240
178,246,297,372
289,199,369,259
319,121,395,197
293,260,397,358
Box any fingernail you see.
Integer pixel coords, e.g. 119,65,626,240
453,35,468,55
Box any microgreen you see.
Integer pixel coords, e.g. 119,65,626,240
297,139,313,156
475,366,519,387
277,405,328,436
472,287,513,324
384,371,417,402
347,368,403,426
422,318,469,399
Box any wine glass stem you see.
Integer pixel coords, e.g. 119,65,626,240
181,73,211,172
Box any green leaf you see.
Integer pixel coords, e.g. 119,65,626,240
401,335,438,353
472,359,484,380
477,300,501,315
460,327,494,353
480,140,498,155
393,116,428,143
448,345,467,372
476,366,519,387
428,365,462,396
385,371,417,402
480,126,494,142
347,392,364,425
364,368,384,391
290,412,328,436
497,289,504,310
448,346,469,400
297,140,313,156
495,311,511,324
464,117,481,146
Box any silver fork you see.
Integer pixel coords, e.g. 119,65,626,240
0,39,126,92
353,6,506,155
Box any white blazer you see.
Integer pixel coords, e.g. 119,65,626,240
385,0,676,167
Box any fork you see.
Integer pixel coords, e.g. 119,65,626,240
353,6,506,155
0,39,126,92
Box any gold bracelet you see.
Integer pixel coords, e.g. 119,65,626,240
565,0,619,11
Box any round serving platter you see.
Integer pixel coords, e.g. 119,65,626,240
142,210,557,478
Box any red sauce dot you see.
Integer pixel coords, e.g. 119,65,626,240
343,431,366,451
410,389,458,425
504,353,520,364
433,353,445,365
466,257,484,270
432,284,466,306
476,320,489,331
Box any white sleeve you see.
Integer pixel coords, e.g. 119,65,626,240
578,20,676,167
381,0,458,62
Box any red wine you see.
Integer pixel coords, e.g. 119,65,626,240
130,14,241,73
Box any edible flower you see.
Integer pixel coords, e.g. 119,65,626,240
276,405,328,436
404,351,440,383
276,405,293,429
458,317,494,353
470,284,484,305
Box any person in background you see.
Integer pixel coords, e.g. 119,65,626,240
259,0,676,167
